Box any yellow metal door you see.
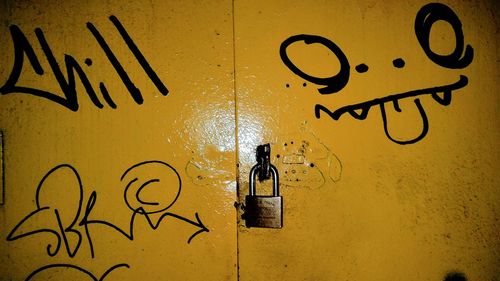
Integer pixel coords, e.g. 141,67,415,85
1,1,498,281
234,1,499,280
0,1,237,280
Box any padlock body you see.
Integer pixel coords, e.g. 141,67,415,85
244,195,283,228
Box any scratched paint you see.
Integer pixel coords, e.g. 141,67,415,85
186,146,235,186
272,127,342,189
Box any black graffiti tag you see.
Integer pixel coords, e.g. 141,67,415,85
280,3,473,145
7,161,208,260
25,263,129,281
0,16,168,111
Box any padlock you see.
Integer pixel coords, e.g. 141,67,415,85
244,163,283,228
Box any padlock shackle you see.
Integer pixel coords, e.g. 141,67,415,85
249,164,279,197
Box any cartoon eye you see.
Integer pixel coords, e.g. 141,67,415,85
280,34,350,94
414,3,473,69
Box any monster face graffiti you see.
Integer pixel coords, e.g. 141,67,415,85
280,3,473,145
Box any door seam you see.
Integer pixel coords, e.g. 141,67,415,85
231,1,241,281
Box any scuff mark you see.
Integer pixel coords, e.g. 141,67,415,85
271,126,342,189
185,145,235,186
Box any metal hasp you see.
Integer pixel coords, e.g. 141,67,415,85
244,144,283,228
256,143,271,181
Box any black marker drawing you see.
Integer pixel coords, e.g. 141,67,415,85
280,3,473,144
26,263,129,281
0,15,168,111
7,164,88,257
7,161,208,260
280,34,350,95
83,160,209,245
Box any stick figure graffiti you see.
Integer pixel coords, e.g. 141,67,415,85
280,3,473,145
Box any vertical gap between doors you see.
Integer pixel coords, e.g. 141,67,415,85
231,1,241,280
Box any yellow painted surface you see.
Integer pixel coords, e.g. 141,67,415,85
0,1,237,280
0,1,498,281
0,131,3,205
234,1,499,281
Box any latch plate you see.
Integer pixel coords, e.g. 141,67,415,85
256,143,271,181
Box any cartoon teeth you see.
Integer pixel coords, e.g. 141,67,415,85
315,75,469,144
348,107,369,120
431,90,452,105
281,2,473,145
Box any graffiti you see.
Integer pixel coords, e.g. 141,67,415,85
280,3,473,145
7,161,207,279
7,164,88,257
0,15,168,111
7,161,208,260
26,263,129,281
271,129,342,189
84,160,209,245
